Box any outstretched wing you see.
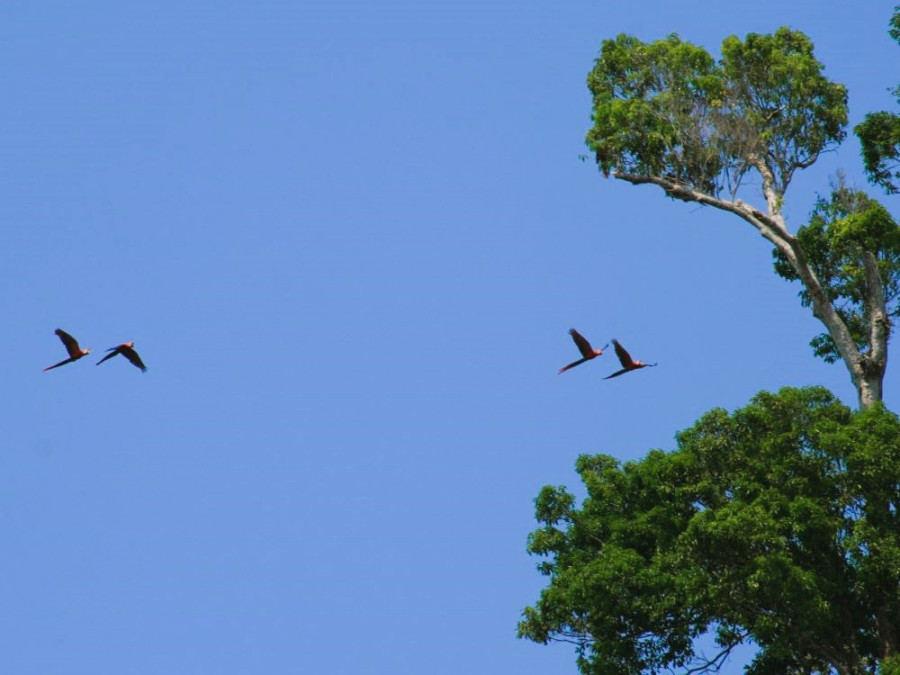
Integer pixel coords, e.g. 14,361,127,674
120,346,147,372
55,328,81,358
611,339,634,368
569,329,595,358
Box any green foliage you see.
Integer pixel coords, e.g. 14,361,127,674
893,4,900,43
719,29,848,188
856,110,900,195
519,387,900,674
772,183,900,362
586,28,847,197
854,7,900,194
883,654,900,675
586,34,726,192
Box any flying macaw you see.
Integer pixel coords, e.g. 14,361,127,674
96,342,147,372
604,339,657,379
44,328,90,372
559,329,608,374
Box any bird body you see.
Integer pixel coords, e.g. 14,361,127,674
559,329,608,374
604,339,657,379
44,328,90,371
96,342,147,372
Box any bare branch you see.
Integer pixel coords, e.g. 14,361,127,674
746,152,784,216
613,171,789,248
666,633,751,675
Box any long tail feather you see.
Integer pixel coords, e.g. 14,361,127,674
43,357,74,372
96,351,118,366
559,358,588,374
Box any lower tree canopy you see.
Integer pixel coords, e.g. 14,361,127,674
519,387,900,675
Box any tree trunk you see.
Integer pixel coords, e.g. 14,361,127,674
611,171,890,409
859,372,884,409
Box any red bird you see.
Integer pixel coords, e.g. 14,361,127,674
96,342,147,372
559,329,608,374
604,339,657,379
44,328,91,372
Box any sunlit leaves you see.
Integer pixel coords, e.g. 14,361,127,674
586,29,847,199
587,33,727,194
719,29,847,189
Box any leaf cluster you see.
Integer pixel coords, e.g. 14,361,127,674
586,28,847,198
856,111,900,195
519,387,900,674
719,30,847,190
854,6,900,194
586,34,726,193
772,184,900,362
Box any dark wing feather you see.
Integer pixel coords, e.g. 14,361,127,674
611,339,635,368
569,329,595,358
120,346,147,372
55,328,81,357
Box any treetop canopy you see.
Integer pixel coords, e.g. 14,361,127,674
586,28,848,201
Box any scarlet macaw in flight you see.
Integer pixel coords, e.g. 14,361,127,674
604,339,657,379
44,328,91,372
96,342,147,372
559,329,608,374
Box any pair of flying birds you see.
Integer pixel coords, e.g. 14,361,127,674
559,329,656,378
43,328,147,373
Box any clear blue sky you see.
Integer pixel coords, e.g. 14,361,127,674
2,2,897,673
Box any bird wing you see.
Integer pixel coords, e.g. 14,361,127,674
603,367,630,380
55,328,81,357
612,339,634,368
96,348,120,366
120,346,147,372
569,329,595,358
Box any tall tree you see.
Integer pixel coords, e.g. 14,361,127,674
518,387,900,675
586,27,898,408
854,6,900,195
